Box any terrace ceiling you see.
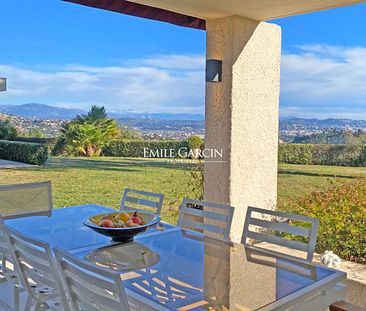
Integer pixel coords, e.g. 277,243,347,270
64,0,366,30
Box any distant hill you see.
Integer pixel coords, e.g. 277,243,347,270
0,103,205,121
280,117,366,142
0,112,65,137
280,117,366,130
110,112,204,121
0,103,85,120
118,117,204,131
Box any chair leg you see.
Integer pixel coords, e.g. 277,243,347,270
24,296,33,311
13,286,20,311
34,302,43,311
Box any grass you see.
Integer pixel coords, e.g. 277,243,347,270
1,157,366,224
277,163,366,207
0,157,198,224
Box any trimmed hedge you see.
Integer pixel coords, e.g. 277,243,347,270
13,137,57,144
103,140,189,158
0,140,49,165
13,137,58,154
279,144,366,166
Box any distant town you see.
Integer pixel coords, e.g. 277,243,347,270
2,103,366,141
0,104,205,140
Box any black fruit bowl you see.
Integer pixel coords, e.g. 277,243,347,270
83,211,160,242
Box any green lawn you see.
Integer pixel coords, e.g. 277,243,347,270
0,157,198,224
278,163,366,207
1,157,366,224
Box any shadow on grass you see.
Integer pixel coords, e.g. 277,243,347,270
278,169,355,179
38,157,197,172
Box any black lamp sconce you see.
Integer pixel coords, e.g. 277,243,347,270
206,59,222,82
0,78,6,92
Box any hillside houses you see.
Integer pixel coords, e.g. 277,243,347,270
0,112,65,137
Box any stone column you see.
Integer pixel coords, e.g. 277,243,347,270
204,16,281,242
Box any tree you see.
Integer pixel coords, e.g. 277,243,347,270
0,120,17,140
61,106,120,157
75,105,109,123
188,135,204,150
118,125,142,140
187,135,204,159
25,129,46,138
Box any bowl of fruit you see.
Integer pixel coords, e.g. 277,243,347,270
84,210,160,242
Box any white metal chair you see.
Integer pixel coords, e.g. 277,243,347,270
120,188,164,215
177,198,234,241
242,206,319,262
54,247,131,311
0,182,53,310
0,181,53,220
0,216,20,285
0,216,25,311
3,226,69,311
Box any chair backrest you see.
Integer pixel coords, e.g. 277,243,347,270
120,188,164,215
3,225,68,307
242,207,319,262
54,247,131,311
0,181,53,220
0,215,18,284
177,198,234,241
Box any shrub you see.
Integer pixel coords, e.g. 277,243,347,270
52,138,67,156
282,178,366,264
103,140,189,158
279,144,366,166
0,120,17,140
187,135,204,150
0,140,49,165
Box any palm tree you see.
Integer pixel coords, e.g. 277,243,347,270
61,106,120,157
75,105,108,123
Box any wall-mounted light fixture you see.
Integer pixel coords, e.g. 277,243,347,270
206,59,222,82
0,77,6,92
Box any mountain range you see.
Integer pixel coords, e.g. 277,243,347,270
0,103,84,120
3,103,366,140
0,103,205,121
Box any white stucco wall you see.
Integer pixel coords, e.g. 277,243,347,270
204,15,281,242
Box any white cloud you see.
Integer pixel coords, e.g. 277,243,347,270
0,54,205,114
281,44,366,119
3,46,366,119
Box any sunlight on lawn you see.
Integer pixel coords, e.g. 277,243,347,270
1,157,365,224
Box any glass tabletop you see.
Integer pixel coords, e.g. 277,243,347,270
75,229,342,311
5,204,175,252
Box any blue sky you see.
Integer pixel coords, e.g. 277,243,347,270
1,1,366,118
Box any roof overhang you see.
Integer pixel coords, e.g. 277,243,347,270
63,0,206,30
64,0,366,30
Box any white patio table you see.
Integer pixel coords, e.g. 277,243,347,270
3,204,346,311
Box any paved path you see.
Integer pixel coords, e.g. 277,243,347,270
0,159,32,169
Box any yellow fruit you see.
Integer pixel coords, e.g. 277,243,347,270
126,220,138,227
116,212,130,222
91,215,105,224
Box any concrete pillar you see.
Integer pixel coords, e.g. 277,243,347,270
204,16,281,242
